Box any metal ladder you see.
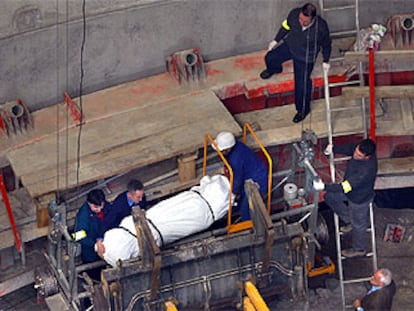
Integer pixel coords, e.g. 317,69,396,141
319,3,378,309
318,0,360,39
322,44,378,311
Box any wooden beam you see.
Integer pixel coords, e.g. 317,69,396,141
378,156,414,176
344,50,414,63
342,85,414,99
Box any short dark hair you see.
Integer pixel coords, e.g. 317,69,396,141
358,138,376,156
86,189,106,205
301,3,317,19
127,179,144,193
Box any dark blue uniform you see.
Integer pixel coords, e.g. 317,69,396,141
73,202,106,263
324,143,378,251
227,141,268,221
264,7,331,117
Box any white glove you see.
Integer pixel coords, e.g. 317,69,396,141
313,178,325,191
322,62,330,72
324,143,333,156
268,40,278,51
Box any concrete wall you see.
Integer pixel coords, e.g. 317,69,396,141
0,0,413,111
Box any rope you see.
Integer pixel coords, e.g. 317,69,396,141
75,0,87,198
191,189,215,222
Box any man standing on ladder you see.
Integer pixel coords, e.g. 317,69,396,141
260,2,332,123
314,138,377,258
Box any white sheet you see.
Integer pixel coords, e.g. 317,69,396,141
102,174,230,267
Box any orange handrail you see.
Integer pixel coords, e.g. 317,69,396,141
203,133,234,231
242,123,273,214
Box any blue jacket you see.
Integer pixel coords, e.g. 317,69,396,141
102,191,147,231
73,201,106,263
227,141,269,196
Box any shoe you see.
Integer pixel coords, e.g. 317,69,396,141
342,249,366,258
292,111,310,123
260,69,274,79
340,224,353,233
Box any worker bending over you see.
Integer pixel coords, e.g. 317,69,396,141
213,132,268,221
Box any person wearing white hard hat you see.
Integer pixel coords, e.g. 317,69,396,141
213,132,268,221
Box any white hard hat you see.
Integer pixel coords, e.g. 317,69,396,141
213,131,236,151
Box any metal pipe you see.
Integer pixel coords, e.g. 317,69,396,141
322,66,336,182
245,281,270,311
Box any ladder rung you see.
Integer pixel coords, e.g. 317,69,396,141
332,130,365,137
328,80,361,88
333,156,352,162
329,105,362,112
343,276,371,285
331,30,358,38
341,251,374,260
322,5,356,12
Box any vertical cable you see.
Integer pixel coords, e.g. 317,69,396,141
76,0,87,189
65,0,70,191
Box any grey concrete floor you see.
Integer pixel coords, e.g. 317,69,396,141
1,207,413,310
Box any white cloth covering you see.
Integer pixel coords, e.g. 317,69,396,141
102,174,231,267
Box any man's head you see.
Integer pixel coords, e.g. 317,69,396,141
370,268,392,287
353,138,376,160
213,132,236,154
127,179,145,204
87,189,105,213
299,3,317,27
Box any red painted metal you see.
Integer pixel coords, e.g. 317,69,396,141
0,173,22,252
369,49,376,141
63,92,83,123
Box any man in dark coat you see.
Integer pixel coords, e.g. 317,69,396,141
73,189,108,263
260,2,331,123
354,268,396,311
314,138,377,258
102,179,147,232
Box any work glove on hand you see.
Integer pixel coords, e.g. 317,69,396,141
268,40,278,51
313,178,325,191
324,143,333,156
322,62,330,72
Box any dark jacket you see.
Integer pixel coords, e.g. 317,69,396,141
325,143,378,203
226,141,268,196
361,281,396,311
73,201,106,263
102,191,147,232
275,7,331,63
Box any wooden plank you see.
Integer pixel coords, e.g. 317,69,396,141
342,85,414,99
7,91,241,197
235,97,365,148
344,50,414,63
378,156,414,176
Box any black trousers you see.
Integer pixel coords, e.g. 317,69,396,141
264,43,315,114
